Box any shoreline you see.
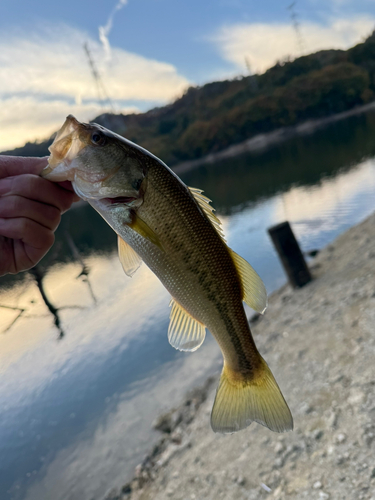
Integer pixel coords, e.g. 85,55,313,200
104,211,375,500
173,101,375,174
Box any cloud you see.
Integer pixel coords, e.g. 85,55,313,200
213,15,375,74
0,97,138,152
99,0,128,60
0,24,190,151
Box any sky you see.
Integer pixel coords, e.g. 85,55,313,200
1,0,375,151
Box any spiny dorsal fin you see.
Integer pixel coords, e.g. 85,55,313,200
188,187,226,242
118,236,143,277
229,249,268,314
168,299,206,352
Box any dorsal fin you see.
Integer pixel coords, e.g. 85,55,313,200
229,249,268,314
118,236,143,277
188,187,226,242
168,299,206,352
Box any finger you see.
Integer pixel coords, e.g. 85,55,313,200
0,196,61,231
0,156,49,179
57,181,81,202
0,174,76,214
0,217,55,250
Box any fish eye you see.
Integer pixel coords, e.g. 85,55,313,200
91,131,106,146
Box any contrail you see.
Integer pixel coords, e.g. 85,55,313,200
99,0,128,59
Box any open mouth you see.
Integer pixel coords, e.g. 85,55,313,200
100,196,138,206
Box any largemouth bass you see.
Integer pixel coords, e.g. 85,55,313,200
42,115,293,433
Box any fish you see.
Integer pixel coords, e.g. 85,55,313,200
42,115,293,434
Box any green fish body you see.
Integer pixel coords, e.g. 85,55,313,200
42,115,293,433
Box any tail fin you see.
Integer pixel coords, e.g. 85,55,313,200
211,358,293,433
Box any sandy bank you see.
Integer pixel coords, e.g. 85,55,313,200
105,212,375,500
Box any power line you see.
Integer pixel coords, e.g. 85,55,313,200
83,42,114,112
287,2,306,56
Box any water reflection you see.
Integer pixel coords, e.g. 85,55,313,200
1,109,375,500
182,109,375,213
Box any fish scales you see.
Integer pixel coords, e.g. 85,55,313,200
135,158,258,374
42,115,293,434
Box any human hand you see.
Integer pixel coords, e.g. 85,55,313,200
0,155,79,277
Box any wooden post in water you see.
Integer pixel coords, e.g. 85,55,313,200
268,221,312,288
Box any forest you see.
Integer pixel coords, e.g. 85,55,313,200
5,31,375,166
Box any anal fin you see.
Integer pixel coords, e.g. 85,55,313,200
168,299,206,352
118,236,142,277
229,249,268,314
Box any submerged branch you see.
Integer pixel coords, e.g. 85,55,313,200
65,231,97,304
28,266,65,338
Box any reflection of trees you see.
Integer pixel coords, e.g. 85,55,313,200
182,108,375,214
0,304,26,332
65,231,97,305
0,232,97,338
28,266,73,338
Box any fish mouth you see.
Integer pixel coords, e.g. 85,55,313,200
42,115,89,181
100,196,138,206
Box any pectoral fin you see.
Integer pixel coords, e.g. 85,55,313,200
118,236,142,277
168,299,206,352
229,249,268,314
128,214,164,251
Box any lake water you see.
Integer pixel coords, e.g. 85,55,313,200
1,110,375,500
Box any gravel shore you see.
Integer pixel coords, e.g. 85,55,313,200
105,212,375,500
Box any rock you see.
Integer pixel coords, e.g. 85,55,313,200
274,457,284,469
236,475,246,486
152,410,182,434
300,402,313,414
348,388,365,406
171,431,182,444
336,455,346,465
313,481,322,489
319,492,330,499
274,442,285,454
335,433,347,444
363,431,374,446
313,430,324,440
327,445,335,455
260,483,272,492
121,483,132,495
326,410,338,428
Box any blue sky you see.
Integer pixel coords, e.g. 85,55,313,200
1,0,375,151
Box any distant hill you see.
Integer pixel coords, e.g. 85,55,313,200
4,31,375,166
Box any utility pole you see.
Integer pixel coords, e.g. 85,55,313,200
83,42,114,112
287,2,306,56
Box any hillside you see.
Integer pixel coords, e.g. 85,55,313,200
4,31,375,166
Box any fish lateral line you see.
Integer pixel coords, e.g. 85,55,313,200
41,115,293,435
